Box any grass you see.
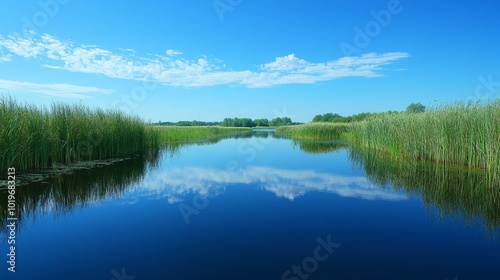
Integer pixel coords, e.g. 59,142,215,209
156,126,251,142
0,96,160,174
278,100,500,175
276,122,350,140
350,100,500,174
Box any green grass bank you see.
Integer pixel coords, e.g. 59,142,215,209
156,126,251,142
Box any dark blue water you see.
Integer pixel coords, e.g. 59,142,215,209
1,132,499,280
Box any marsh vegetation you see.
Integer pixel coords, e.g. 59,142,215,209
156,126,251,142
3,95,499,186
277,122,350,140
279,100,500,178
0,97,160,173
351,101,500,174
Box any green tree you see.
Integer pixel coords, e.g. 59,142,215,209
406,103,426,113
221,118,232,127
322,113,342,122
254,118,269,126
312,113,344,122
312,114,323,122
241,118,255,127
281,117,292,126
270,117,293,126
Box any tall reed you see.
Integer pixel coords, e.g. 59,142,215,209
277,122,350,140
351,100,500,174
0,96,159,173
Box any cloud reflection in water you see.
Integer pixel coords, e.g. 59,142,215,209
132,166,407,203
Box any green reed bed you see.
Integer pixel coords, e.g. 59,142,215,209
351,100,500,174
277,122,351,140
0,97,159,173
156,126,251,142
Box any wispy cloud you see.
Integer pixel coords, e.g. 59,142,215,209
116,47,136,53
136,166,407,202
0,79,114,99
0,32,409,88
165,49,183,56
0,53,12,62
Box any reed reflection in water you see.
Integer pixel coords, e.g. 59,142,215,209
349,147,500,235
0,149,162,236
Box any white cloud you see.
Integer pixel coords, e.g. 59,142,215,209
261,53,308,71
0,32,409,88
166,49,183,56
0,79,114,99
136,166,407,202
0,53,12,62
116,47,136,53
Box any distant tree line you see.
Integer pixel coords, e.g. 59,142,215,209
157,120,221,126
157,103,426,127
157,117,301,127
221,117,297,127
312,112,396,123
312,103,426,123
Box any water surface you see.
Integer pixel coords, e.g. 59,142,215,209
1,132,499,280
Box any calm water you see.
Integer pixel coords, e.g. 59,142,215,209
1,130,500,280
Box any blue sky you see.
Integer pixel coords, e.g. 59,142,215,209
1,0,499,122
